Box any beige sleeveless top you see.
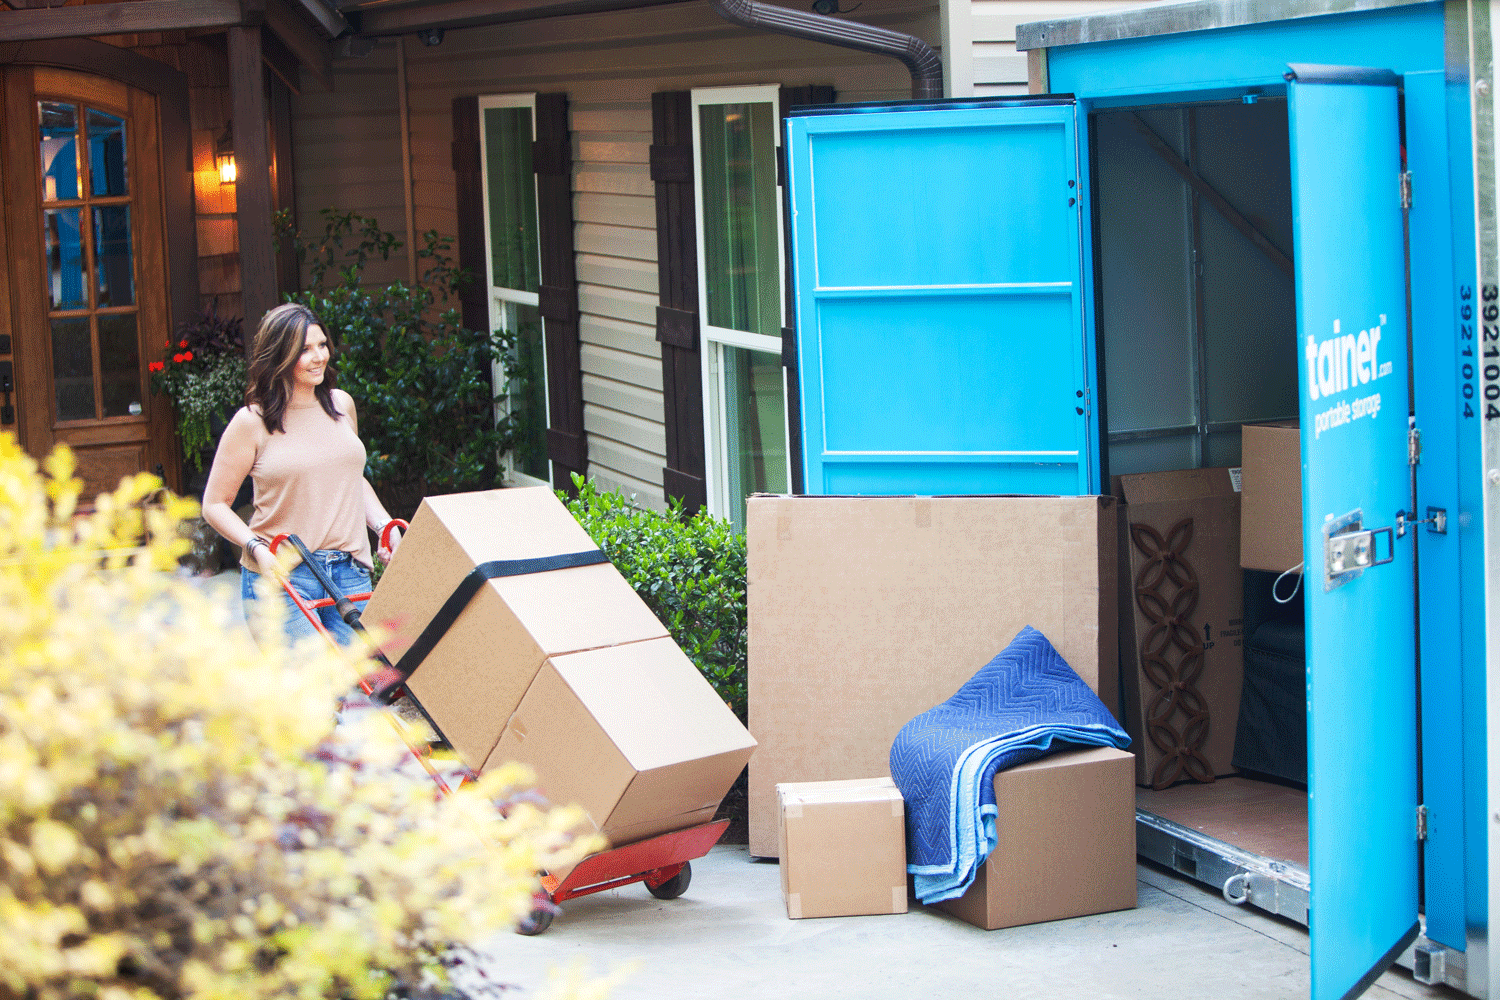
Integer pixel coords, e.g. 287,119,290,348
242,399,373,571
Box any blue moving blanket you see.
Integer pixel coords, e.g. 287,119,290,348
889,626,1130,904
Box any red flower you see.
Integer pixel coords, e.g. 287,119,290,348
173,353,184,363
148,361,164,372
182,351,193,361
178,339,188,349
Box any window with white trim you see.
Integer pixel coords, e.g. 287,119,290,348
692,85,791,532
479,93,549,486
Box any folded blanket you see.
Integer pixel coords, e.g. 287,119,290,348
889,626,1130,904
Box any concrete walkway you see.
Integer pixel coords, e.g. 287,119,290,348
187,569,1451,1000
468,845,1450,1000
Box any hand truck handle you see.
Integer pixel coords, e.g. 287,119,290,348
381,518,408,553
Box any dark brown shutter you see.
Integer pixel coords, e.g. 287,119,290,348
778,85,833,496
652,90,706,514
533,92,587,491
451,96,487,339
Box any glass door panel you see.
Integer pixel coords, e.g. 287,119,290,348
479,95,549,487
695,87,790,528
35,93,140,425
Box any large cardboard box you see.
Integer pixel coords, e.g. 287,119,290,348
776,777,907,920
362,488,670,771
747,494,1119,858
1115,468,1244,787
486,637,756,845
936,747,1136,930
1240,422,1302,574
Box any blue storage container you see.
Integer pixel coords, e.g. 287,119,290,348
783,3,1496,998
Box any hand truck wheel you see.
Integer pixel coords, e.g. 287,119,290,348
515,906,555,936
645,861,692,900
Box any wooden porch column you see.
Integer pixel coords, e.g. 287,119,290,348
229,25,278,337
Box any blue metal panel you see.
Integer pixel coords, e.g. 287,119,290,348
1288,67,1419,999
1405,68,1470,954
785,100,1096,496
1046,4,1445,102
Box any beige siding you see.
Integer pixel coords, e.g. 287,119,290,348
291,47,409,289
965,0,1173,95
293,1,938,510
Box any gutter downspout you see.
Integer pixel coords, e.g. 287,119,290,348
707,0,943,100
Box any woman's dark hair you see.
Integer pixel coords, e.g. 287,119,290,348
245,303,342,433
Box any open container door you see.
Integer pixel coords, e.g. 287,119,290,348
1286,64,1420,1000
783,98,1097,496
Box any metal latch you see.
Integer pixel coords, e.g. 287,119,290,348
1400,170,1413,209
1417,804,1429,841
1397,507,1448,537
1323,509,1395,592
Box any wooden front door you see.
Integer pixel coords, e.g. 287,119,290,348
1,65,177,499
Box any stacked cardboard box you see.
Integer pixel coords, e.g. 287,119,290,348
746,493,1121,859
364,487,756,845
1241,421,1302,573
937,747,1136,930
776,777,908,919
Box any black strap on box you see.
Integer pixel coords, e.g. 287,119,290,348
375,549,610,702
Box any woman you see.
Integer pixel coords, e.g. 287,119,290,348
203,302,402,646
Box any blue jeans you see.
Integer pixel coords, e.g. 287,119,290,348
242,549,372,647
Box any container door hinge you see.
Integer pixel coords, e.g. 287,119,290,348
1417,804,1429,841
1400,170,1413,209
1409,427,1422,465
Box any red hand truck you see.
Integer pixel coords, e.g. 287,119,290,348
267,525,729,935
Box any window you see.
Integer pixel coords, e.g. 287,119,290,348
479,94,549,485
692,86,790,531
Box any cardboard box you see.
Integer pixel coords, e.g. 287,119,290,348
486,637,756,845
776,777,908,919
1240,422,1302,573
362,487,670,771
747,494,1119,858
937,746,1136,930
1115,468,1244,787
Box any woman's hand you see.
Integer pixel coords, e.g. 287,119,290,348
377,524,402,563
251,542,282,578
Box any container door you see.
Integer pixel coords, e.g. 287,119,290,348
1287,64,1419,1000
783,98,1097,496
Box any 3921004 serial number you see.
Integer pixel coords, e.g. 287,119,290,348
1459,283,1500,420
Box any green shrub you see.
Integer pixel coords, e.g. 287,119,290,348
562,476,747,721
276,209,534,519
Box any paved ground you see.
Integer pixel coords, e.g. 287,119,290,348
188,569,1453,1000
467,846,1451,1000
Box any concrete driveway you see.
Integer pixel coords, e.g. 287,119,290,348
187,570,1449,1000
467,845,1449,1000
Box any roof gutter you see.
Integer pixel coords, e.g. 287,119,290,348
292,0,352,38
706,0,943,100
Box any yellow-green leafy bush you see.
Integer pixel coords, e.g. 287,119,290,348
0,436,601,1000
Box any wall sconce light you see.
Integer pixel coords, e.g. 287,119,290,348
216,128,236,185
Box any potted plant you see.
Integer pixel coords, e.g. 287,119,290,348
149,307,248,488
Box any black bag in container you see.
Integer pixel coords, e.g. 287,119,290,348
1231,617,1307,785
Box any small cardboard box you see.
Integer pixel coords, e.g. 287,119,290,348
747,494,1119,858
1240,422,1302,574
776,777,908,920
486,637,757,846
362,488,669,771
937,746,1136,930
1115,468,1244,787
